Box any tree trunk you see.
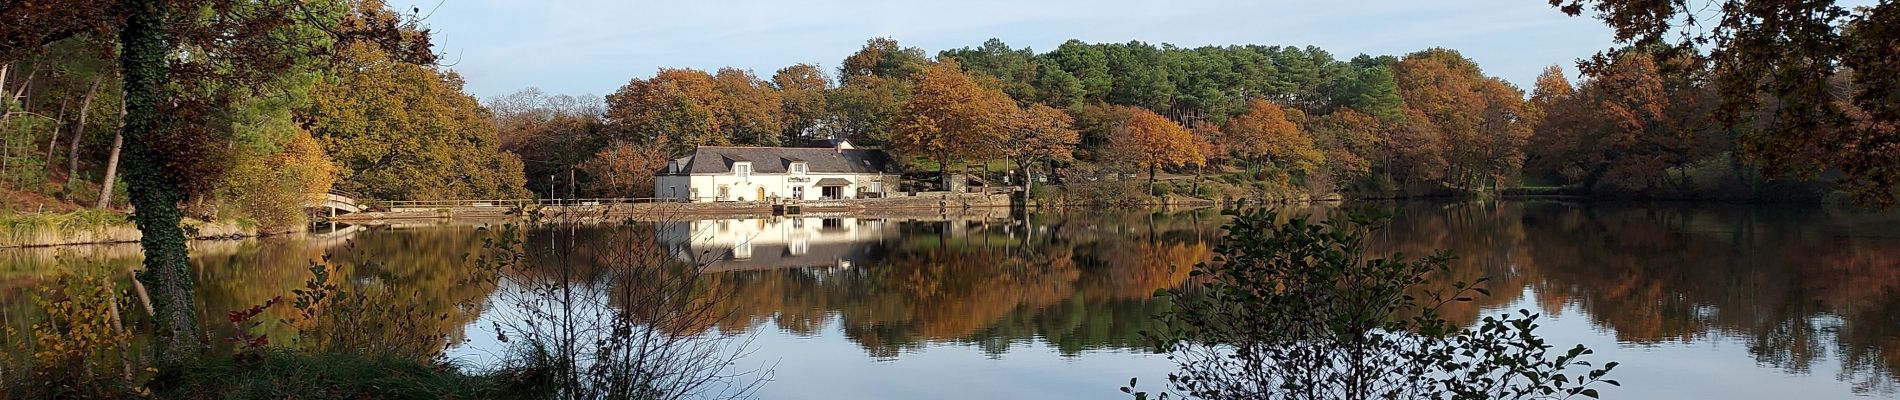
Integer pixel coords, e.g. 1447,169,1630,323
97,106,123,209
69,74,103,180
1018,160,1033,209
939,151,951,192
120,0,202,366
1193,163,1204,198
46,99,68,174
1148,162,1159,196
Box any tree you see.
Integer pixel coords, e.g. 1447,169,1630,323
826,74,910,146
1306,109,1385,187
1550,0,1900,206
891,58,1016,189
839,37,927,86
2,0,436,365
1188,121,1226,195
1105,106,1202,190
711,67,783,146
1527,51,1706,192
1525,65,1574,123
489,88,606,198
580,140,667,197
1223,99,1324,176
1392,48,1531,188
940,38,1040,102
772,63,830,144
604,68,723,156
1003,103,1079,203
306,42,527,201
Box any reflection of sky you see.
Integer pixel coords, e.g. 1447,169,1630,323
725,316,1172,400
445,281,1890,400
431,206,1900,399
1485,289,1870,400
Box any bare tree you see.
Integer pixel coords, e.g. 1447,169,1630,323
477,207,770,400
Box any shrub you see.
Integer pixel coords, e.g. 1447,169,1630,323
1128,208,1617,400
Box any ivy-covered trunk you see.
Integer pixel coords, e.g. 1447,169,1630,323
120,0,202,365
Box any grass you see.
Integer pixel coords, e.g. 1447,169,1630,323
0,209,140,247
157,349,499,400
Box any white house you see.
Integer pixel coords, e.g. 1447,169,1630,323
654,140,902,202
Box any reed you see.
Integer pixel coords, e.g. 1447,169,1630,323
0,210,141,248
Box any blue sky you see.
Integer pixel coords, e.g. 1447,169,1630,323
425,0,1626,100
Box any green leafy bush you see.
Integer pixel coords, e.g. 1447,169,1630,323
1129,208,1617,400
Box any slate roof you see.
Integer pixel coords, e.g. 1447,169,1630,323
662,146,899,175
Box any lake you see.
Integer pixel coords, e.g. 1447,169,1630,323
3,201,1897,399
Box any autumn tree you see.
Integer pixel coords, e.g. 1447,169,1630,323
1188,120,1226,194
1106,106,1202,190
891,58,1017,188
1527,51,1710,192
1306,109,1386,188
1392,48,1531,188
0,0,434,364
306,42,527,201
839,37,927,86
1224,99,1325,176
489,87,606,198
1551,0,1900,205
605,68,723,155
1384,109,1450,186
773,63,830,144
581,140,668,197
1003,103,1079,201
711,67,784,146
1526,66,1574,124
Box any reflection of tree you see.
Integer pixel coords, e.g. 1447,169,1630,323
293,227,501,357
0,228,503,359
1388,201,1900,397
693,211,1220,358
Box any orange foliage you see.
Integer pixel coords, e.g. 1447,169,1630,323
1106,106,1202,181
1224,99,1324,174
891,58,1017,171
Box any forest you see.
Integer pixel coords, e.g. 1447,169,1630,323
1,0,1897,398
3,13,1891,235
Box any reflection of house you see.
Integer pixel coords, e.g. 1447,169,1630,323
658,217,898,272
654,140,902,202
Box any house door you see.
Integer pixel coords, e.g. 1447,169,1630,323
791,186,804,200
822,186,842,199
757,187,766,201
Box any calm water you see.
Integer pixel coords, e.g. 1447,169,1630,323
3,201,1898,399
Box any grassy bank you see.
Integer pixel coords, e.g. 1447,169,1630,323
0,210,275,248
156,350,500,400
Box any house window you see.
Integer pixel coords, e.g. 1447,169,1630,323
791,186,805,200
717,185,730,200
790,162,808,175
734,163,752,180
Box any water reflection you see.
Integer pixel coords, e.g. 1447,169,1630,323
648,212,1219,358
3,203,1899,398
1372,201,1900,397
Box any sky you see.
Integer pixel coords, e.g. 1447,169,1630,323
425,0,1625,100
